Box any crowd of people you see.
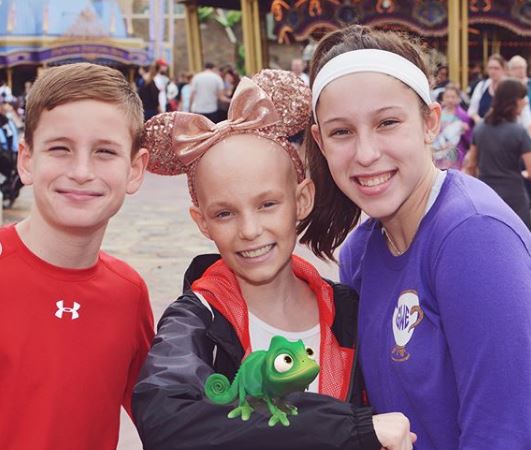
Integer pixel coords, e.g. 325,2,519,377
425,54,531,227
135,59,239,123
135,56,314,125
0,24,529,450
0,79,28,207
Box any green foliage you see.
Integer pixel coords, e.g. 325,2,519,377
197,8,244,75
198,6,214,23
225,10,242,28
237,44,246,75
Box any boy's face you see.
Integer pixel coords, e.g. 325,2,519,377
190,135,314,289
18,99,148,234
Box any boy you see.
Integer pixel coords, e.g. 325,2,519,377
133,70,413,450
0,63,154,450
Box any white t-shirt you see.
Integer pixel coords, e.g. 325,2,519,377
191,70,224,114
517,97,531,130
154,73,169,112
249,312,320,393
298,72,310,86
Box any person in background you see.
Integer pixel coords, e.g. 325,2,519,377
291,58,310,85
0,78,13,103
138,64,161,122
508,55,531,104
166,76,179,112
464,78,531,228
154,58,170,113
466,62,484,99
430,64,449,102
17,80,33,118
432,83,473,169
217,65,240,121
0,102,21,155
508,55,531,134
178,72,194,113
468,53,507,123
190,62,230,123
508,55,531,197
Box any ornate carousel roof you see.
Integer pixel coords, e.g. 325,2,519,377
271,0,531,43
0,0,148,68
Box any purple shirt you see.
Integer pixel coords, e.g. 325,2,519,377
340,170,531,450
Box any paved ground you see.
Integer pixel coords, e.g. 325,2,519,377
3,171,340,450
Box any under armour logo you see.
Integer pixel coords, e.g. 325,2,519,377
55,300,81,320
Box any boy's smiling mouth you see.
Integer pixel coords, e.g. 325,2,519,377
56,189,104,200
238,244,275,259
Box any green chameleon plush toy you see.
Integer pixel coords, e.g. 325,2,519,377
205,336,320,427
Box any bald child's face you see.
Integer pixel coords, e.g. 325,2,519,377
190,134,314,288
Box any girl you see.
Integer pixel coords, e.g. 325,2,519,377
432,83,473,170
465,77,531,228
133,69,414,450
301,25,531,450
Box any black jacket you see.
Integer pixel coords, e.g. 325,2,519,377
133,255,380,450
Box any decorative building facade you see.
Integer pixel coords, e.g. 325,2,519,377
0,0,149,93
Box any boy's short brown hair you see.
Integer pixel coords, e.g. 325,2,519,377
25,63,144,155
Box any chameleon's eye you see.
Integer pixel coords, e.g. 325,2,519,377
306,347,315,359
274,353,294,373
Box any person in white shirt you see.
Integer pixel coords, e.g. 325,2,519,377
154,59,170,113
190,63,229,123
508,55,531,135
291,58,310,86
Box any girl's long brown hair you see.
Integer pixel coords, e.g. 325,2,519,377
297,25,431,260
484,78,527,126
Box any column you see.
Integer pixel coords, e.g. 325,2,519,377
6,67,13,89
241,0,263,75
184,1,203,73
447,0,460,84
460,0,468,91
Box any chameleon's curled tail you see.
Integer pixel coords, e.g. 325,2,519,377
205,373,238,405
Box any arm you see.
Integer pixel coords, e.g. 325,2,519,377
522,152,531,179
189,78,197,113
462,144,478,176
519,126,531,179
217,76,231,104
133,295,384,450
122,280,155,417
467,80,485,124
433,216,531,449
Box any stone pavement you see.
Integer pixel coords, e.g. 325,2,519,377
3,171,340,450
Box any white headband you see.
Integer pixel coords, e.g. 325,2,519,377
312,49,432,119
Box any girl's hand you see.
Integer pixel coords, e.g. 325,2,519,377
373,412,417,450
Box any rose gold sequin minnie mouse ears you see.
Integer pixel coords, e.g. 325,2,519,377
141,69,311,193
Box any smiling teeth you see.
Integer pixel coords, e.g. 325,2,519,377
357,172,392,187
239,245,273,258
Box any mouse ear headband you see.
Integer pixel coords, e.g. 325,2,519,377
142,69,311,205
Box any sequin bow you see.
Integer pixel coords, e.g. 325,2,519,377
172,77,280,167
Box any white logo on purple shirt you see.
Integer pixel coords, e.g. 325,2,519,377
391,290,424,362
